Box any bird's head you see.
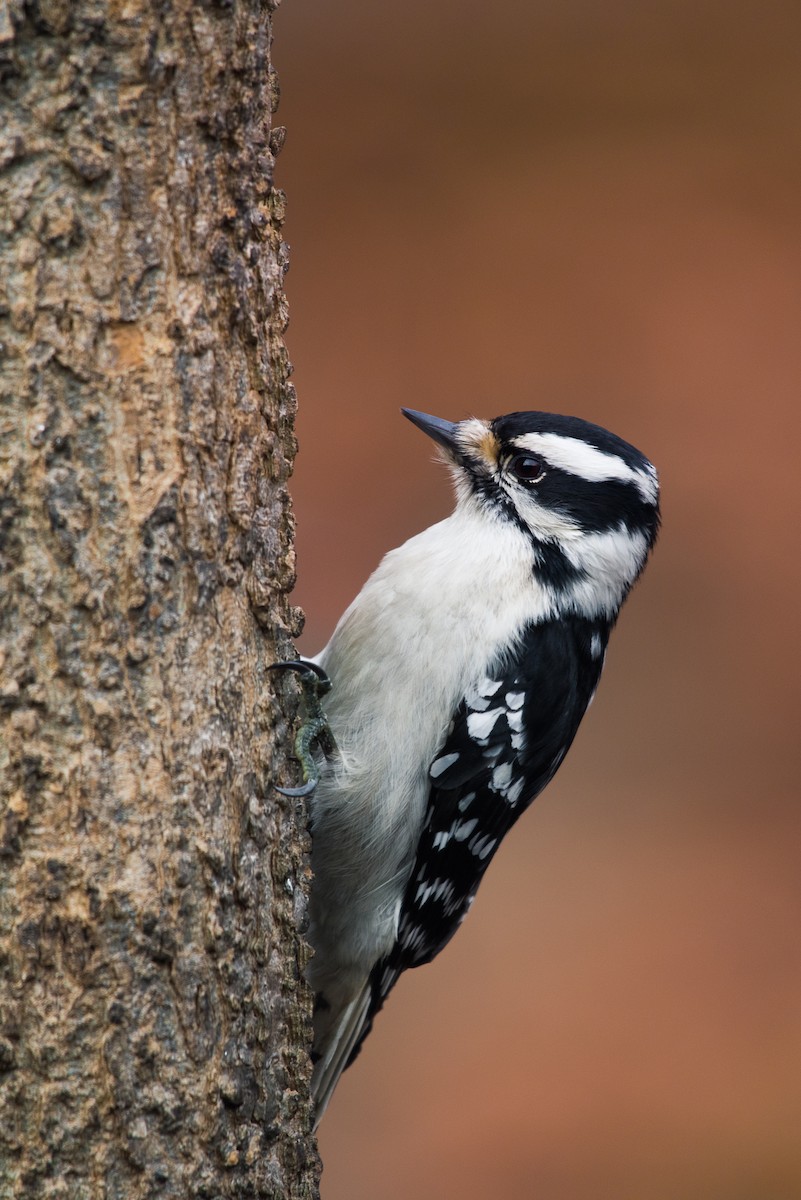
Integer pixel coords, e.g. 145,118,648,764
402,407,660,619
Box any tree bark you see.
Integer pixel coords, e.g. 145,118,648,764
0,2,319,1196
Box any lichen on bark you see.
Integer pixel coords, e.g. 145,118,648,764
0,2,319,1196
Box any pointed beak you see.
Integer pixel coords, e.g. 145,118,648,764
401,408,460,455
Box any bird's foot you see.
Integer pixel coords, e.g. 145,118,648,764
270,659,337,795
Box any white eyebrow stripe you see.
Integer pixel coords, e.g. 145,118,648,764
514,432,658,504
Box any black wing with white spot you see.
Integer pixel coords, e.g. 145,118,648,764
364,615,610,1030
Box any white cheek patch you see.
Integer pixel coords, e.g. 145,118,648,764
514,432,658,505
563,526,650,615
514,492,582,540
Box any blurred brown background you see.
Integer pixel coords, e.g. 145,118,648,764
274,2,801,1196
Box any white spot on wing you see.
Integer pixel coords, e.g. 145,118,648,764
401,926,427,955
469,834,497,860
506,691,525,710
505,777,525,806
466,708,504,740
415,878,455,906
454,818,478,842
492,762,513,791
431,752,460,778
466,678,502,710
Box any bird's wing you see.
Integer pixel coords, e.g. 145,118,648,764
364,616,607,1028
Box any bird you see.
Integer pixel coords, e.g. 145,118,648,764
287,407,660,1124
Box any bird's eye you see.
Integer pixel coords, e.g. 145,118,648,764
508,453,545,485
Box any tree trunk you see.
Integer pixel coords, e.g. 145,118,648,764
0,2,319,1196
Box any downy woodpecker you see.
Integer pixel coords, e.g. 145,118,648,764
293,408,660,1123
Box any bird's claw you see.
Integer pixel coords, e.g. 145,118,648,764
275,777,319,798
271,659,336,796
270,658,332,692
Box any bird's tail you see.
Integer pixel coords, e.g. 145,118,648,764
311,981,374,1129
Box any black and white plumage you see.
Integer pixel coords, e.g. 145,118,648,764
304,408,660,1123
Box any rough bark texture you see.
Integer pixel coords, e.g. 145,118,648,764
0,2,319,1196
